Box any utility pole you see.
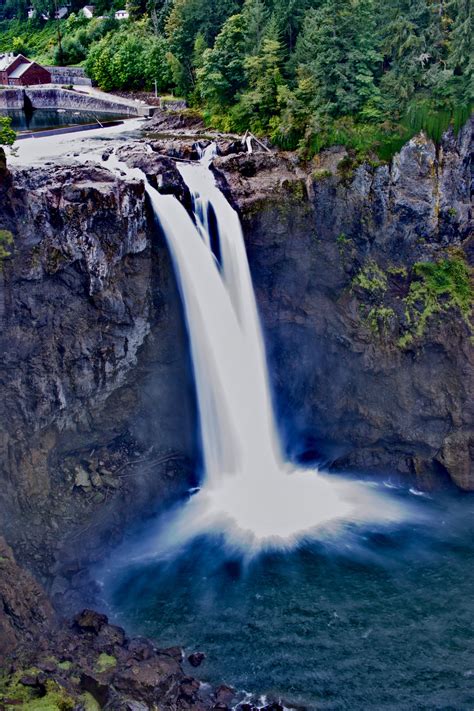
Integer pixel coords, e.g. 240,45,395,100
53,0,64,66
154,79,158,99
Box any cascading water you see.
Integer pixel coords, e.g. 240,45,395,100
107,145,410,556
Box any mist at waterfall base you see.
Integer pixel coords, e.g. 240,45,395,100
99,148,474,708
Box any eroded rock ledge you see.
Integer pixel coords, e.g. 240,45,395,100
0,160,197,590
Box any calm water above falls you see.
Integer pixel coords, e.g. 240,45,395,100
0,108,128,132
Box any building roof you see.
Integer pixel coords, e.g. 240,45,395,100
8,61,33,79
0,53,18,72
83,5,95,10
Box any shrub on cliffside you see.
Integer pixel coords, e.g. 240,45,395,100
0,116,16,147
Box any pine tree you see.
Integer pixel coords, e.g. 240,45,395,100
197,13,247,110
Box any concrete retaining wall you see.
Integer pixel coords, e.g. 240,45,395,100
0,89,24,109
45,67,92,87
0,87,153,116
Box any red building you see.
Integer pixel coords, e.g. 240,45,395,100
0,54,51,86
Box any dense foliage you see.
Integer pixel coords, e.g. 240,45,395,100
0,0,472,156
0,116,16,146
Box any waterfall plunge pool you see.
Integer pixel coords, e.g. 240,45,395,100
99,486,474,710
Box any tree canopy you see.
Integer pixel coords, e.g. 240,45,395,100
0,0,471,156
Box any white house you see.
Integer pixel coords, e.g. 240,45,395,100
37,6,69,20
27,6,36,19
80,5,95,18
114,10,129,20
55,6,69,19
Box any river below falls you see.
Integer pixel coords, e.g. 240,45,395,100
99,486,474,711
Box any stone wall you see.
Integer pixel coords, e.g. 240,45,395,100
46,66,92,87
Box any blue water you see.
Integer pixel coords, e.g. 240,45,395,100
0,108,127,132
101,486,474,710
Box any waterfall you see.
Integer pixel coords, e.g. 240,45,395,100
177,146,282,485
107,146,409,554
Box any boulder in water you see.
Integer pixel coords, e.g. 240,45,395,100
188,651,206,667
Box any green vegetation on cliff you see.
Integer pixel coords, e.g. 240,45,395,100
353,255,474,347
0,117,16,147
0,671,75,709
0,0,471,156
0,229,14,268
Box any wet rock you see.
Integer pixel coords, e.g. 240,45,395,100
80,671,111,706
127,638,154,661
115,145,191,206
162,646,184,661
74,609,108,634
217,118,474,490
188,651,205,668
74,467,92,490
95,623,127,650
113,655,181,702
179,676,201,702
214,685,235,706
218,140,247,157
0,537,55,662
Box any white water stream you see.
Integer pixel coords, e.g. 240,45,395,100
108,144,409,554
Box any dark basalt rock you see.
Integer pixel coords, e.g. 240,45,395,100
214,684,236,706
74,608,109,634
188,651,206,667
115,143,191,205
0,537,56,662
127,638,155,661
0,158,197,600
147,109,205,132
0,551,216,709
215,119,473,490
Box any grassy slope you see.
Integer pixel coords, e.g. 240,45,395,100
0,19,60,65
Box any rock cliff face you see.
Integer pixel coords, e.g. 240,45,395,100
0,161,197,587
215,120,473,490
